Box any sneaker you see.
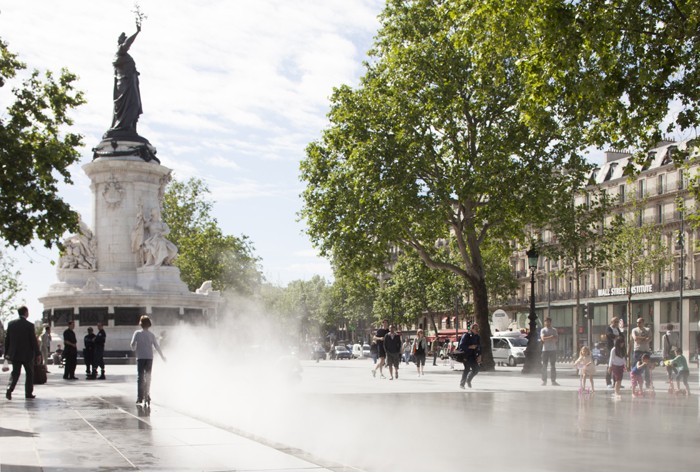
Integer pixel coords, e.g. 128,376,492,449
371,370,376,378
459,384,465,390
541,381,547,386
395,371,399,379
467,380,472,388
607,384,614,390
551,381,560,386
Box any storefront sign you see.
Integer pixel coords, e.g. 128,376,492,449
597,285,653,297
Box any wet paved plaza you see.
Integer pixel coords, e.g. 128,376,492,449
1,361,698,471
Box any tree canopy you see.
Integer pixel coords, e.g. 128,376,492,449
161,178,262,295
0,38,85,247
300,0,580,369
517,0,700,155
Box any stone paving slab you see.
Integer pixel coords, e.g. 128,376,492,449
0,368,341,471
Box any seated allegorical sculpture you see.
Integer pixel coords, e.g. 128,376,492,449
131,206,177,267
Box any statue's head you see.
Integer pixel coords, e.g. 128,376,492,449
118,32,127,44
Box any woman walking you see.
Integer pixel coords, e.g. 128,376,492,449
130,315,166,405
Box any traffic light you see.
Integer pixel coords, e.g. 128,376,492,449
583,304,594,320
582,305,588,319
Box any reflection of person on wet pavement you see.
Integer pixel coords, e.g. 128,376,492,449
130,315,166,405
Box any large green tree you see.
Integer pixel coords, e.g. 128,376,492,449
517,0,700,155
161,178,262,295
300,0,577,369
0,38,85,247
373,249,466,335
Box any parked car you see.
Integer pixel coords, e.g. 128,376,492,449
334,345,353,360
352,344,371,358
491,333,527,366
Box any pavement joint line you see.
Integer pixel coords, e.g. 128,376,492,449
163,403,367,472
71,396,139,470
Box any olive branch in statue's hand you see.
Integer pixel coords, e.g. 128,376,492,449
133,3,147,30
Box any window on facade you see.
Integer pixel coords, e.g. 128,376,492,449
618,184,625,203
678,170,685,190
638,179,646,199
657,204,663,224
637,210,643,227
600,272,606,289
657,174,665,194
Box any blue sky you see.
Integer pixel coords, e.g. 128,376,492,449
1,0,384,321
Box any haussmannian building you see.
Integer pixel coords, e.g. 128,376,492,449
509,140,699,359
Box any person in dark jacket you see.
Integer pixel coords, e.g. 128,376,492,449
4,306,40,400
384,325,403,380
83,327,96,379
63,321,79,380
93,322,106,379
458,323,481,389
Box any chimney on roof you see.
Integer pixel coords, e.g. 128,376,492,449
605,149,632,163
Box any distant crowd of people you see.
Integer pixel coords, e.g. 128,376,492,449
362,315,695,397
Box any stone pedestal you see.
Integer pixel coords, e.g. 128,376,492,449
40,155,220,356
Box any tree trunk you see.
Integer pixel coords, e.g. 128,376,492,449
472,276,494,371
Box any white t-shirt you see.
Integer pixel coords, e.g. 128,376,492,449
130,329,162,360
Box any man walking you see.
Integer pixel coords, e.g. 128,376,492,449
4,306,40,400
384,325,402,380
93,322,106,379
458,323,481,389
541,317,560,386
62,321,79,380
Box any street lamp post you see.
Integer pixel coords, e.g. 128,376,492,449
522,246,542,373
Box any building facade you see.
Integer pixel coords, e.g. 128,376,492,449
510,140,699,359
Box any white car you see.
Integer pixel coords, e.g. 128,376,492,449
352,344,371,358
491,333,528,366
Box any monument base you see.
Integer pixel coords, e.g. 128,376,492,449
136,265,189,293
92,138,159,163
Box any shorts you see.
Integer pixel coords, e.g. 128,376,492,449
610,365,624,382
630,372,643,387
386,352,401,368
414,353,426,366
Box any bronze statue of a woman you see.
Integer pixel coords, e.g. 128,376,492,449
103,22,143,140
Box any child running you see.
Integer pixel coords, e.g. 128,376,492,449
667,347,690,395
608,336,626,399
574,345,596,393
630,353,651,397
